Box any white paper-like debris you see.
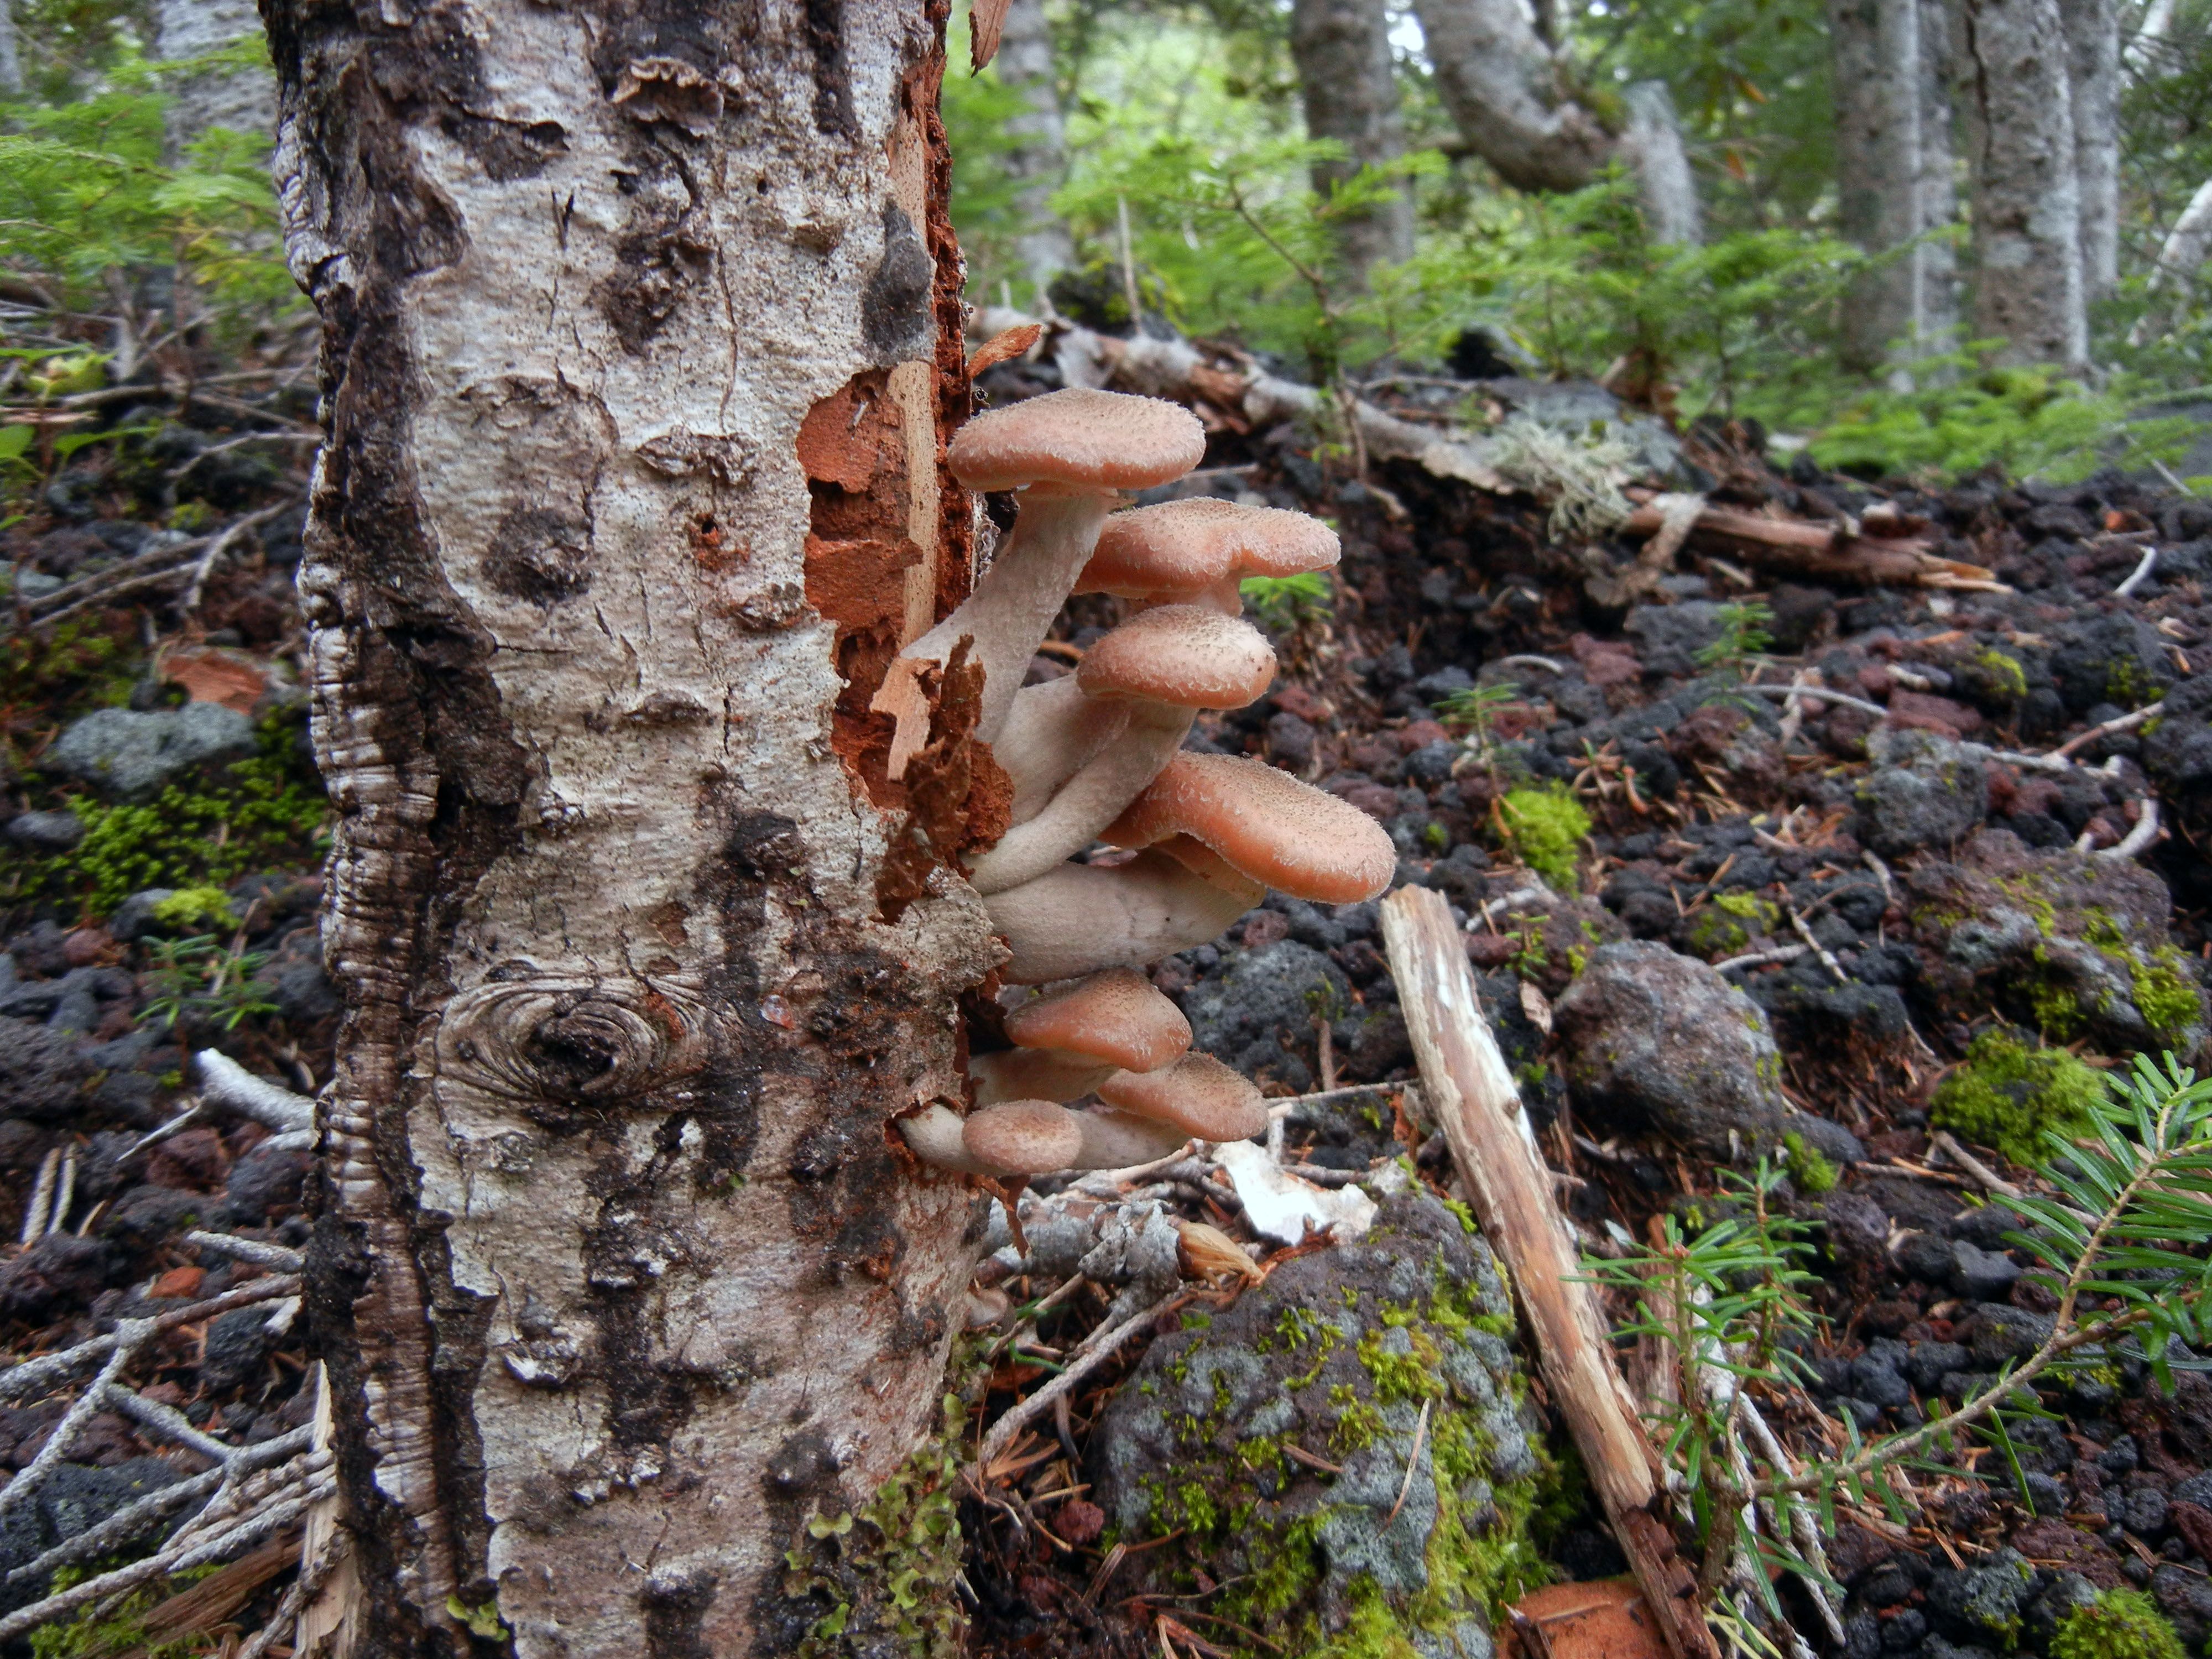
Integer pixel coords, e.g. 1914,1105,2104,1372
1215,1140,1379,1246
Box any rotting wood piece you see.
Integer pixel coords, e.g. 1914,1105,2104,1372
1379,885,1714,1659
1618,502,2005,590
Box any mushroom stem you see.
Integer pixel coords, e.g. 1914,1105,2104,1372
995,675,1131,821
1070,1109,1191,1170
983,847,1262,984
965,704,1194,895
890,489,1114,748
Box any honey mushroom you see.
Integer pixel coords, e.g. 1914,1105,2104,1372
968,967,1192,1107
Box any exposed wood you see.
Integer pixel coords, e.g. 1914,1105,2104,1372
1619,502,2004,589
1379,886,1714,1659
971,0,1012,69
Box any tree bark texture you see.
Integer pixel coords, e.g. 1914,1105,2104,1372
1830,0,1959,373
1957,0,2089,368
994,0,1075,299
2060,0,2120,300
2151,176,2212,289
1619,81,1702,248
1414,0,1613,192
1288,0,1415,279
0,0,21,99
262,0,1001,1650
157,0,277,148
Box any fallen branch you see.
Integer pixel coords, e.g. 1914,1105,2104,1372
1379,885,1713,1659
1619,502,2004,591
973,1291,1178,1475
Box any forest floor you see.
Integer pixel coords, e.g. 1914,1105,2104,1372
1,357,2210,1658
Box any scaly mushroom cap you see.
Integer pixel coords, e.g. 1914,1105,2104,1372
962,1099,1086,1174
898,1103,993,1175
1076,606,1277,710
1096,1052,1267,1142
947,388,1207,495
1071,1107,1191,1170
1104,752,1397,905
1004,967,1192,1074
1077,498,1341,597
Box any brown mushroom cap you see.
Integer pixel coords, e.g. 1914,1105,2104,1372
947,389,1206,495
1095,1052,1267,1142
1104,752,1397,905
1004,967,1192,1074
1076,606,1277,710
962,1099,1086,1174
1071,1107,1191,1170
1076,498,1341,598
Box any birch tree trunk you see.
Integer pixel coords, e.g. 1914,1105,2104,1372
1831,0,1959,374
1957,0,2090,368
156,0,275,149
263,0,1000,1650
0,0,21,100
1620,81,1702,247
1289,0,1416,281
2061,0,2121,300
997,0,1076,300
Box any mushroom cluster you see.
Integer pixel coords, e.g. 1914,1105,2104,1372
891,388,1397,1182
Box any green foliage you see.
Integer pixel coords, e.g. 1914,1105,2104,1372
2049,1590,2188,1659
939,19,1041,302
1436,682,1520,760
1930,1032,2111,1166
28,1560,221,1659
1805,353,2207,484
1695,602,1775,672
139,933,276,1030
1782,1129,1837,1195
1240,570,1334,629
1495,785,1592,891
148,885,236,931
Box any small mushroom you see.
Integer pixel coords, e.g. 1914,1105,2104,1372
1095,1051,1269,1143
983,844,1263,984
1104,752,1397,905
876,389,1205,766
1077,497,1342,614
897,1103,995,1175
963,1099,1087,1175
966,606,1276,894
971,967,1193,1105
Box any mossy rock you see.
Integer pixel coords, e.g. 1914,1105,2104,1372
1931,1031,2110,1165
1091,1192,1548,1658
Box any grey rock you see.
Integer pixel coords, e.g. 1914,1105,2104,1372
1785,1113,1864,1167
109,889,179,943
0,1234,113,1321
1858,728,1989,857
49,703,257,800
1185,939,1351,1093
1907,1340,1970,1394
2024,1572,2103,1650
1552,941,1791,1157
200,1305,275,1394
0,1015,87,1123
1624,602,1728,676
1968,1301,2054,1366
223,1141,314,1224
2120,1485,2170,1538
1949,1240,2021,1301
1895,1230,1958,1285
2172,1470,2212,1509
0,1458,187,1616
1926,1547,2037,1643
1092,1193,1525,1651
98,1184,209,1254
4,810,84,852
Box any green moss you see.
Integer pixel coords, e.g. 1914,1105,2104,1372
2049,1590,2188,1659
30,1562,220,1659
1782,1130,1837,1195
149,885,238,932
784,1394,967,1658
1929,1032,2110,1165
2128,948,2201,1045
1687,892,1780,957
1495,786,1591,891
1973,648,2029,703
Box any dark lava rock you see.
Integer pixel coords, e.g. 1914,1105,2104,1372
1552,941,1792,1157
1624,602,1728,676
0,1234,114,1321
4,811,84,853
2051,616,2174,716
98,1184,212,1254
1858,728,1989,857
1092,1192,1534,1656
223,1141,314,1224
0,1457,189,1616
1949,1240,2022,1301
0,1016,87,1123
200,1305,276,1394
1926,1547,2038,1644
1184,940,1352,1093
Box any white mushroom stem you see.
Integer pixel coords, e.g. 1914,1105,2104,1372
897,1104,996,1176
886,489,1115,753
1071,1109,1191,1170
969,1048,1118,1107
983,848,1261,984
966,703,1194,895
994,675,1131,821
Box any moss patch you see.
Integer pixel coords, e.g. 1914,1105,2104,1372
2049,1589,2188,1659
1929,1031,2109,1166
1687,892,1780,958
1782,1130,1837,1194
1496,786,1591,893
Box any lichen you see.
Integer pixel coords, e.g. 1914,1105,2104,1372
1782,1130,1837,1195
2049,1589,2188,1659
1687,892,1780,957
1929,1031,2109,1166
1495,786,1591,892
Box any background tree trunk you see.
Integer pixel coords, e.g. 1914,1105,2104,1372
1956,0,2089,368
997,0,1076,300
1831,0,1959,374
1289,0,1415,281
2061,0,2121,300
155,0,275,150
0,0,22,98
263,0,998,1649
1620,81,1702,247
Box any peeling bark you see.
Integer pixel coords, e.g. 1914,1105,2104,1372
1288,0,1415,279
263,0,994,1650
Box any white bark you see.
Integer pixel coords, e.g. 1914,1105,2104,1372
1290,0,1417,278
1832,0,1959,372
268,0,997,1650
154,0,274,149
2150,176,2212,288
0,0,22,100
1958,0,2090,368
2126,0,2176,66
1620,81,1703,247
997,0,1075,297
2062,0,2121,300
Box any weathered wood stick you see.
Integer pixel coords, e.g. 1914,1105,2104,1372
1379,885,1714,1659
1619,502,2001,591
